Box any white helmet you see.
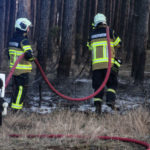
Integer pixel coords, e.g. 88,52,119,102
15,18,32,31
94,13,106,27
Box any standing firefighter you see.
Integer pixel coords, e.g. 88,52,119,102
8,18,34,112
87,13,122,114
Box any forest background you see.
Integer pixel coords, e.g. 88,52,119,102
0,0,150,84
0,1,150,149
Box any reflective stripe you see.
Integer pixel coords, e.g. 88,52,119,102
16,86,23,104
91,41,114,48
10,64,32,70
9,42,19,47
107,88,116,94
94,98,103,102
113,37,121,47
114,61,121,67
93,47,96,59
87,42,92,50
91,33,106,39
22,45,32,52
11,103,23,109
103,45,107,58
9,49,24,55
92,58,115,64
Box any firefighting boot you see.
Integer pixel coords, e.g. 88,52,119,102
107,101,120,111
106,89,119,111
94,101,102,114
107,101,115,110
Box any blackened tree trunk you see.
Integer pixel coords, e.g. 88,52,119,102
36,0,51,72
57,0,64,47
125,0,135,62
75,0,86,64
30,0,37,40
82,0,91,56
48,0,58,59
97,0,105,13
4,0,11,47
17,0,31,18
113,0,121,33
33,0,41,42
0,0,6,67
7,0,16,43
131,0,150,84
105,0,112,26
57,0,77,77
148,13,150,49
111,0,116,28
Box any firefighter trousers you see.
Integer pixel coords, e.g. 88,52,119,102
11,73,29,110
92,69,118,105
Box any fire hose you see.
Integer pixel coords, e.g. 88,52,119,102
5,27,112,100
8,134,150,149
5,27,150,149
32,26,112,101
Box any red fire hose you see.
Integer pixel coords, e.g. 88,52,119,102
9,134,150,149
33,26,112,101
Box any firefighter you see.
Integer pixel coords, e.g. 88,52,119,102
8,18,34,112
87,13,122,114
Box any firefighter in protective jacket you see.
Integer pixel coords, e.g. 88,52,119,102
87,13,122,114
8,18,34,111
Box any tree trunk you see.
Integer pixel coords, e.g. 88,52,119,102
111,0,116,28
48,0,58,59
17,0,31,19
97,0,105,13
36,0,51,72
125,0,135,62
33,0,41,42
75,0,86,64
7,0,16,42
82,0,91,56
56,0,64,47
30,0,37,40
0,0,6,67
131,0,150,84
113,0,121,33
57,0,77,77
148,13,150,49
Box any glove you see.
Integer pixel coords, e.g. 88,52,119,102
24,50,34,62
111,58,122,75
28,57,35,62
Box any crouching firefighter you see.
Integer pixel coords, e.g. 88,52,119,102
0,74,8,126
8,18,34,112
87,13,122,114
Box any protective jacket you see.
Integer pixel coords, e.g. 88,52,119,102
88,25,121,70
8,30,33,76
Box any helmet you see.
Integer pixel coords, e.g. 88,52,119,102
94,13,106,27
15,18,32,31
